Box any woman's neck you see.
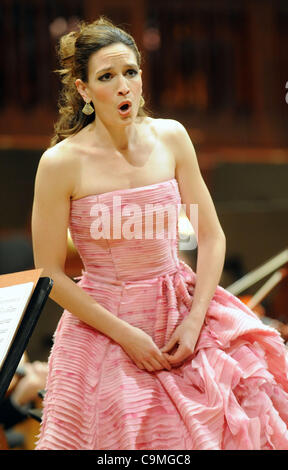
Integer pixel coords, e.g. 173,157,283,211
89,116,143,152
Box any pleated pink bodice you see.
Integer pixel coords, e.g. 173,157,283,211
70,177,181,283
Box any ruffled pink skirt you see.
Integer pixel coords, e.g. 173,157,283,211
36,261,288,450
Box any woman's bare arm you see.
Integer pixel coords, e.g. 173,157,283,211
173,121,226,317
31,147,134,343
31,146,171,371
161,120,226,364
171,120,226,320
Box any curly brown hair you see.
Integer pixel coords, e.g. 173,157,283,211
51,16,149,147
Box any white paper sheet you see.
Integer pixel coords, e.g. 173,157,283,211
0,282,34,369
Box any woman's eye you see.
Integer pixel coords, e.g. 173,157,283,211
99,69,138,81
99,73,111,81
126,69,138,76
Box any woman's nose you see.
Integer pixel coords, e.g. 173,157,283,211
117,75,130,95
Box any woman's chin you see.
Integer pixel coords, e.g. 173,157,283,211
117,114,136,126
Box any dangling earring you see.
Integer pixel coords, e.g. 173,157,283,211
82,101,94,116
140,96,145,108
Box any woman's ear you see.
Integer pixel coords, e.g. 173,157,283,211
75,78,90,102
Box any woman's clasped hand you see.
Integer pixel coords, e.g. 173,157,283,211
119,316,201,372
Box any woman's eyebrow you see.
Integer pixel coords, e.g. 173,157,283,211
96,63,138,74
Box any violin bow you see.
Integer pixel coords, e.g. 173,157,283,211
226,248,288,303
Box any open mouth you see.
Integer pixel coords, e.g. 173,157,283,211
118,101,132,115
120,103,129,111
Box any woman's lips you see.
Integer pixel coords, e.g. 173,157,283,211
118,103,132,117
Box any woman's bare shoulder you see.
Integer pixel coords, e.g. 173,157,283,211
150,118,196,169
36,138,79,199
41,137,79,165
150,117,186,139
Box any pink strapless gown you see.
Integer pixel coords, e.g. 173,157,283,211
36,178,288,450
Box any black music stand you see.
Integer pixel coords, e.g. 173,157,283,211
0,276,53,404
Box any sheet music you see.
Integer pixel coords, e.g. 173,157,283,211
0,282,34,369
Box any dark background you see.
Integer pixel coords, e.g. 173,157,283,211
0,0,287,361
